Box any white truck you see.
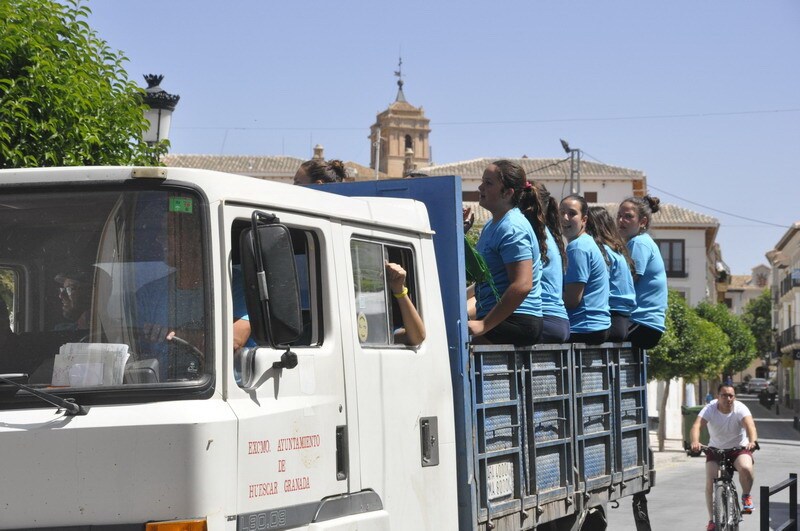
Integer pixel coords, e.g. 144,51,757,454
0,167,653,531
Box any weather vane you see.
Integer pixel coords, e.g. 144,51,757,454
394,56,404,90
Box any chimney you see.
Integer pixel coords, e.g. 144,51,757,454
312,144,324,161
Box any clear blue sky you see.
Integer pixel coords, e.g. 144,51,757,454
87,0,799,276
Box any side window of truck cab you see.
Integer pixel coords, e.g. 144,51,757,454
231,221,323,348
350,239,421,348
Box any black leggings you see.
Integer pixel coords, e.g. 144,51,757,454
484,313,543,346
627,322,663,350
540,315,571,343
569,328,610,345
608,312,630,342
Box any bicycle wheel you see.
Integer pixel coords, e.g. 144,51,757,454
726,486,740,531
713,483,729,530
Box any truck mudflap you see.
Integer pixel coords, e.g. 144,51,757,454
472,343,651,530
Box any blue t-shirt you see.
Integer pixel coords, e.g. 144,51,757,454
564,233,610,333
232,266,257,348
475,208,542,319
604,244,637,316
627,233,667,332
541,228,568,320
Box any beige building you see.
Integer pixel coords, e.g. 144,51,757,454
368,78,431,178
766,222,800,415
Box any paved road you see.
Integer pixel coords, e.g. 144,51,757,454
606,396,800,531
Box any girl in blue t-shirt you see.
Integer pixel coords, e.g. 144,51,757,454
586,207,636,342
617,195,667,349
468,160,543,346
559,195,611,345
532,181,570,343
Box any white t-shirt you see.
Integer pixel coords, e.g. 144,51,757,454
699,399,752,449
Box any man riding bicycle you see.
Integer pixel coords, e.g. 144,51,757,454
690,383,758,531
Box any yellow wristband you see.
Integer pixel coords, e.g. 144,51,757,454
393,286,408,299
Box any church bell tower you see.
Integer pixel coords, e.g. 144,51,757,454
369,58,431,178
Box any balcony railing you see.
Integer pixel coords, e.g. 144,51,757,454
779,274,800,298
780,325,800,348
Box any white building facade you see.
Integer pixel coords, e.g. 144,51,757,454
766,222,800,415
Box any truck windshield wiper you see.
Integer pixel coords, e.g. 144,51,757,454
0,373,89,416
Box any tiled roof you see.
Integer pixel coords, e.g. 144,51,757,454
161,154,388,181
162,154,305,176
464,201,718,228
418,157,644,180
595,202,718,227
728,275,751,290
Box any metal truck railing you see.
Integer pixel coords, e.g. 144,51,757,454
472,342,652,530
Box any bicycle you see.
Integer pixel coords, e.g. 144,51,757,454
696,443,759,531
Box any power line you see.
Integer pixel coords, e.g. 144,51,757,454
173,107,800,132
581,151,792,230
434,108,800,126
524,157,570,175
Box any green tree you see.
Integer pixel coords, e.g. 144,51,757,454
696,301,757,377
648,291,730,450
742,289,774,358
0,0,165,168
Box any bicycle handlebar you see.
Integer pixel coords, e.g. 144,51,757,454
695,442,760,456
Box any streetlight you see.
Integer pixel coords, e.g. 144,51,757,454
560,138,582,195
142,74,180,145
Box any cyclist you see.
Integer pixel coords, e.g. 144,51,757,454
690,383,758,531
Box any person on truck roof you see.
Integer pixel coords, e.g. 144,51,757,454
560,195,611,345
617,195,667,349
293,159,347,185
531,181,570,344
585,206,636,342
468,160,543,346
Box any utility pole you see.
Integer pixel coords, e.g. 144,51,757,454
560,139,582,195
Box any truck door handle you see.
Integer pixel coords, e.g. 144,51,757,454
420,416,439,467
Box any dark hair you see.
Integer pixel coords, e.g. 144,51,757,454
620,195,661,232
586,206,636,273
561,194,589,216
492,160,549,265
299,159,347,183
532,181,566,271
717,383,735,393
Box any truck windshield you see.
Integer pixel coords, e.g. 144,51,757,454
0,187,210,393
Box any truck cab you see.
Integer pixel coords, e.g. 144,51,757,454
0,166,458,530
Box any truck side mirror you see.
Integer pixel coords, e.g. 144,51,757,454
239,212,302,347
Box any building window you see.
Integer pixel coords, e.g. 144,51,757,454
584,191,598,203
405,134,413,151
723,298,733,309
655,239,686,278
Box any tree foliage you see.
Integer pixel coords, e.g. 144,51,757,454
649,290,730,381
0,0,165,168
742,289,774,357
696,301,757,375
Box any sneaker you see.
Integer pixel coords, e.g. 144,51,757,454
706,520,716,531
742,494,754,514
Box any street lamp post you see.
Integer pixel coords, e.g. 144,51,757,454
142,74,180,145
560,139,582,195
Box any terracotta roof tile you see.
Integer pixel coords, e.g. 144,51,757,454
162,154,305,176
463,201,718,228
418,157,644,180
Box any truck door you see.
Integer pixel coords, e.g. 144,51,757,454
341,229,457,529
223,205,356,529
